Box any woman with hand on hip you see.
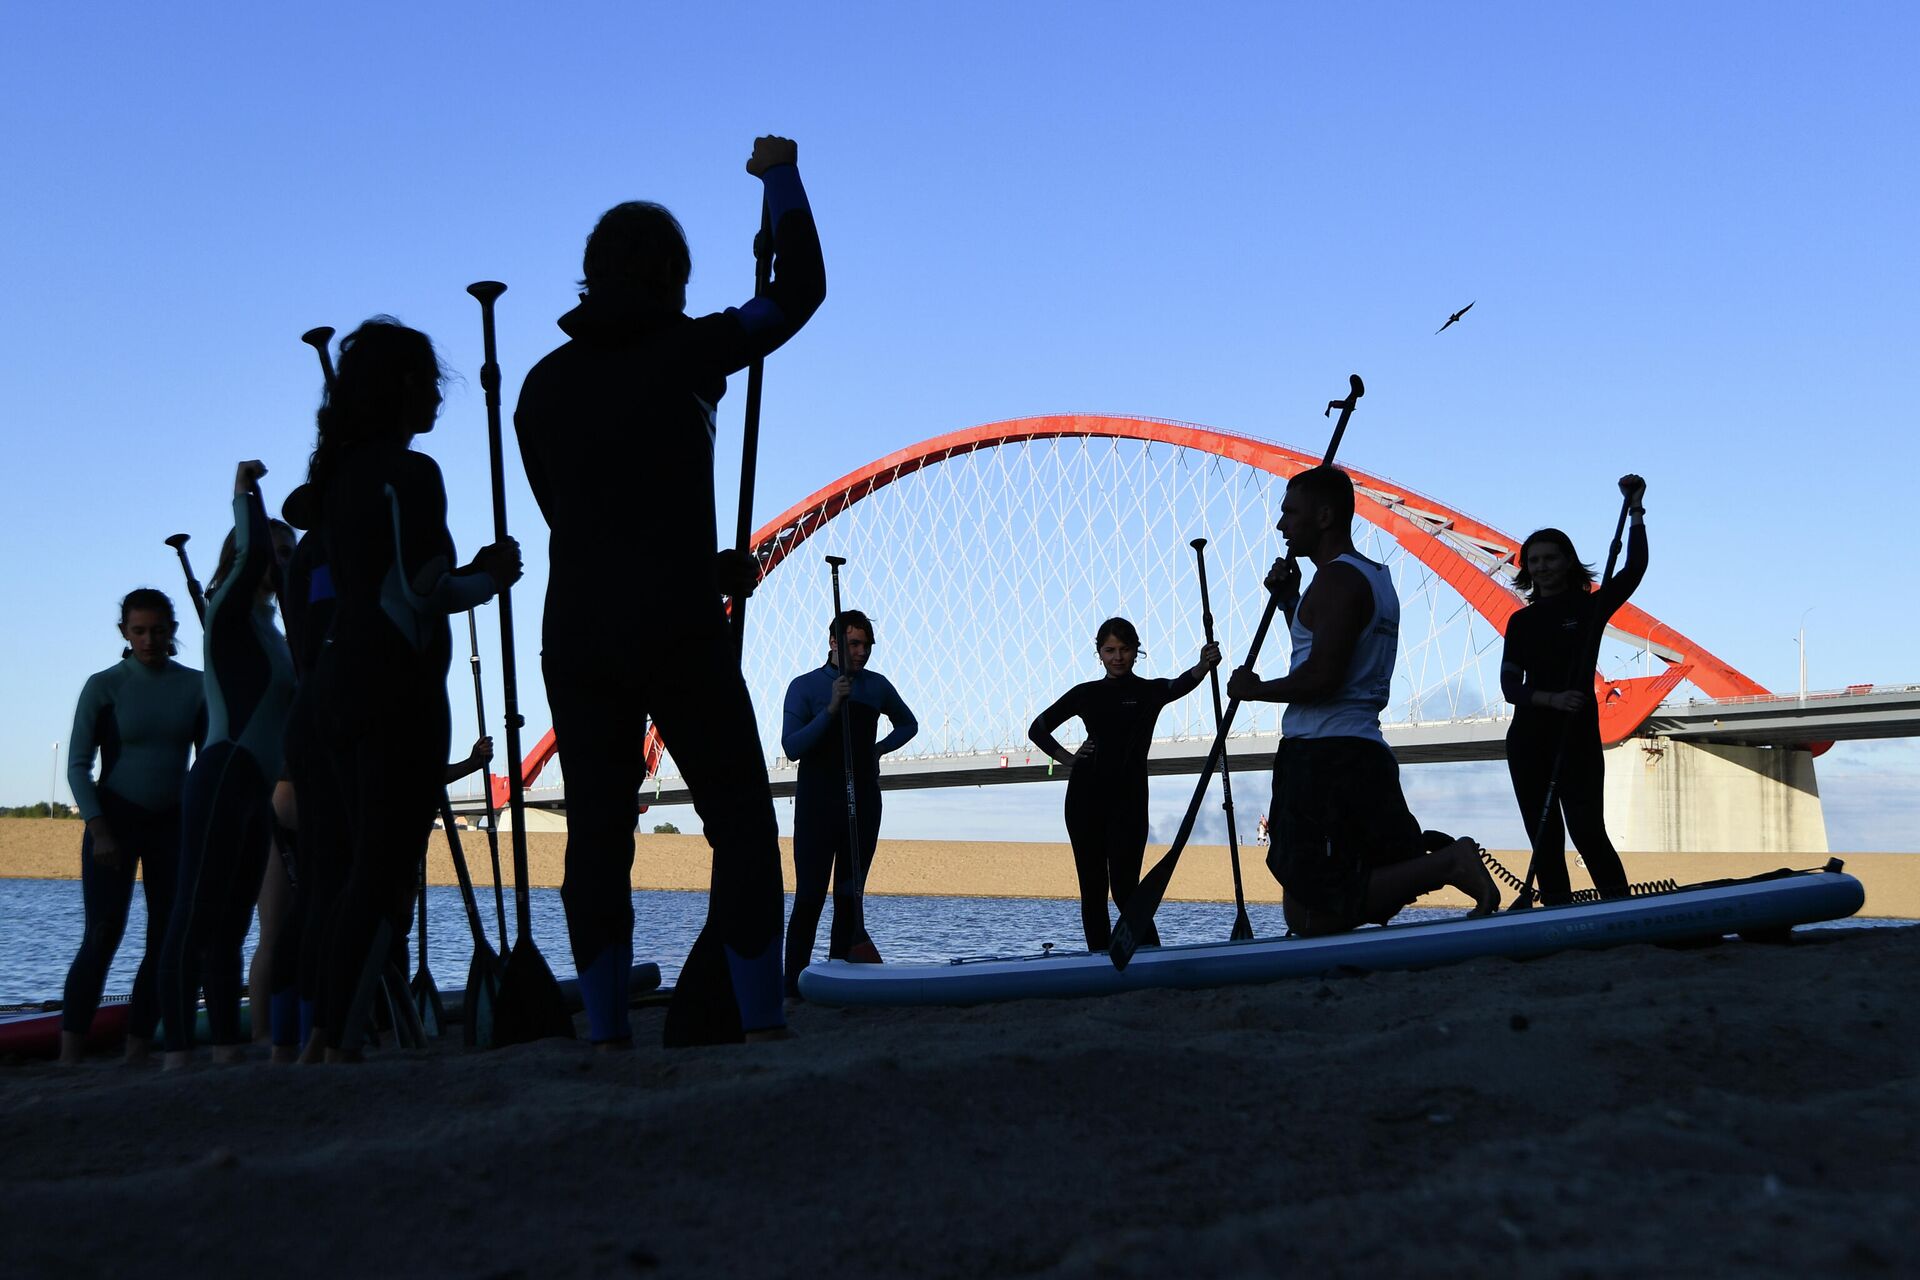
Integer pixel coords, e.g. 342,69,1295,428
1030,618,1218,951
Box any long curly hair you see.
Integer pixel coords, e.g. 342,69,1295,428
306,319,446,499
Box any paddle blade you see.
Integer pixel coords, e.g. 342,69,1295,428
493,937,575,1046
462,947,503,1049
662,926,746,1048
1109,855,1178,971
1230,909,1255,942
411,968,447,1040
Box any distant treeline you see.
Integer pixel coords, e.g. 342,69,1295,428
0,802,77,819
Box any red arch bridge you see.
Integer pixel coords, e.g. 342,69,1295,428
469,415,1920,814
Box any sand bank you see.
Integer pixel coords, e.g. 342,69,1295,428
3,818,1916,918
2,925,1912,1277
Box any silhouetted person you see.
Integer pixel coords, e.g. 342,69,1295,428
157,462,297,1068
276,491,342,1061
1500,475,1648,905
59,588,206,1065
1229,466,1498,934
1030,618,1220,951
514,135,825,1047
781,610,917,994
310,320,520,1060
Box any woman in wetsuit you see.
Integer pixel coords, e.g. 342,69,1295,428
1500,474,1648,905
158,463,298,1067
58,589,206,1064
1030,618,1219,951
312,318,519,1060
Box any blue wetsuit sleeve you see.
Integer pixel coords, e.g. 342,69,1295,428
388,456,491,618
67,675,107,821
782,669,835,760
208,491,270,627
424,570,497,614
674,164,825,380
874,676,918,757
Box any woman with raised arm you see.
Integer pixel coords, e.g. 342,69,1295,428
1500,474,1649,905
311,318,520,1061
1030,618,1219,951
58,589,206,1064
157,463,298,1068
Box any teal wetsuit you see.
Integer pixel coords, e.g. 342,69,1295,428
60,656,206,1038
159,489,295,1051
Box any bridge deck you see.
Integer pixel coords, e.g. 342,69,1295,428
453,682,1920,813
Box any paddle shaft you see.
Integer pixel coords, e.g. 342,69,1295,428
467,609,510,949
1110,375,1364,969
439,794,497,954
165,537,208,624
466,282,537,945
1517,488,1635,902
730,201,775,660
1191,539,1251,938
826,557,866,890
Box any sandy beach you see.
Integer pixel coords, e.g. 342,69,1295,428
2,923,1911,1277
4,818,1917,918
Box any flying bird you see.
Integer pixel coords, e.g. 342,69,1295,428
1435,301,1475,334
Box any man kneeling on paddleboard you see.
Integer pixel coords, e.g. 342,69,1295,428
1228,466,1499,935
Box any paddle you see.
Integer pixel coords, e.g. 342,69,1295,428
409,850,446,1037
164,534,208,624
728,200,774,659
827,556,880,963
467,609,510,950
663,195,775,1049
1513,478,1640,906
440,793,503,1048
1190,538,1254,941
1109,375,1365,971
466,280,574,1044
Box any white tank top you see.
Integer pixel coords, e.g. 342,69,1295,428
1282,553,1398,743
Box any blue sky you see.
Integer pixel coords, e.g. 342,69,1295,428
3,3,1916,847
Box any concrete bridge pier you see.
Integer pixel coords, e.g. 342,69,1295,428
1603,736,1828,855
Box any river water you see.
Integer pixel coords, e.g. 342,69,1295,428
0,878,1901,1006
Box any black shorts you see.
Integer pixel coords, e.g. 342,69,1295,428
1268,736,1422,929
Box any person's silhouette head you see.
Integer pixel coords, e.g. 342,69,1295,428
308,319,446,494
582,202,691,311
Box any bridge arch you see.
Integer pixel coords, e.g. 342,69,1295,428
503,414,1773,805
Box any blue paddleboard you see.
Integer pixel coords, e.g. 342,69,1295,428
798,866,1866,1007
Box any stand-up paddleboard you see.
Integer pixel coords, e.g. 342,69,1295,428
0,963,662,1059
798,864,1865,1008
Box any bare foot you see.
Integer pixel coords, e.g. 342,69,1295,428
269,1045,299,1065
298,1028,326,1065
1444,839,1500,917
210,1044,248,1066
162,1050,194,1072
123,1036,153,1067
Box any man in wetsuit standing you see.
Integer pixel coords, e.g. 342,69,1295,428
1228,466,1499,934
515,136,825,1046
781,610,917,995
